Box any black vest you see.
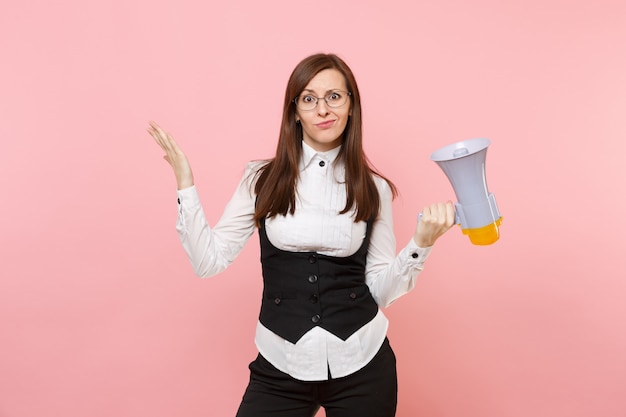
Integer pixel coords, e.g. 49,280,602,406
258,219,379,344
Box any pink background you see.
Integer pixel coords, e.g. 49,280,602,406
1,0,625,416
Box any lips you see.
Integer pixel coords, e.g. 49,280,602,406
315,120,335,129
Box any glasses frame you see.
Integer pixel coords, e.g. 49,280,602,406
293,91,352,111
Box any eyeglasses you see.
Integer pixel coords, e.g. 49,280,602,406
293,91,352,111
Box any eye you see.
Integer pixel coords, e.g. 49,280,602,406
301,95,316,103
327,92,342,101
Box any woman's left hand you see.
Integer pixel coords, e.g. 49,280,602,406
413,201,456,248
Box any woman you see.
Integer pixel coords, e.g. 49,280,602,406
149,53,455,417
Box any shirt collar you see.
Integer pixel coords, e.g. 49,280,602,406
300,140,342,170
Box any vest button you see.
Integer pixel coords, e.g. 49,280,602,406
308,274,318,283
274,297,281,305
349,292,357,300
309,294,319,303
311,314,321,323
308,254,318,264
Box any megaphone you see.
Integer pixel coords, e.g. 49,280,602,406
430,138,502,245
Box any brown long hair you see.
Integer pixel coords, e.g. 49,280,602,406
253,53,397,227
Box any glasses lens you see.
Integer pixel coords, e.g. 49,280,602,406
325,91,348,108
296,95,317,111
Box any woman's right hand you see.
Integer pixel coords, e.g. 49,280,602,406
148,121,194,190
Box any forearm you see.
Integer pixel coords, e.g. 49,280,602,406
176,187,229,277
366,237,432,307
365,178,433,307
175,165,258,277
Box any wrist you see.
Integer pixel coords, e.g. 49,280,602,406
413,235,433,248
177,178,194,190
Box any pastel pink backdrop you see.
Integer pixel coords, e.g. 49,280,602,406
1,0,625,416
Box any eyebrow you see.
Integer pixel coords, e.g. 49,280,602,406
301,88,344,94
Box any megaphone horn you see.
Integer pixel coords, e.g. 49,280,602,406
429,138,502,245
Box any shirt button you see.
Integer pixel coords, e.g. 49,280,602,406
308,274,318,283
319,161,326,167
349,292,357,300
311,314,321,323
411,253,419,259
308,254,318,264
309,294,319,303
177,198,181,204
274,298,281,305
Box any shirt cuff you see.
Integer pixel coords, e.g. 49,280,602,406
403,237,432,266
176,185,201,207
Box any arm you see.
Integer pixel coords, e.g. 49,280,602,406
149,121,257,277
176,165,257,277
365,178,455,307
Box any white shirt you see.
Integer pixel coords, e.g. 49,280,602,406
176,141,432,381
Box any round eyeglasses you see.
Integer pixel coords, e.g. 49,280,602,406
293,91,352,111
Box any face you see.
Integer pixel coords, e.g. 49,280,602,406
295,69,352,152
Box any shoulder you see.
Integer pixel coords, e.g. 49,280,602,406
241,159,271,189
245,159,269,175
372,173,393,198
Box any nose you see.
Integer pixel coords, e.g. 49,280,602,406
316,99,330,116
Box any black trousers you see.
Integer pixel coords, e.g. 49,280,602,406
235,338,398,417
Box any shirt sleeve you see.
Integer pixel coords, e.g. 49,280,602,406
365,177,433,307
175,162,259,277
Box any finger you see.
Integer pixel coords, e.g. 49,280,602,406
147,122,165,141
147,127,165,146
148,128,171,153
432,202,444,216
420,203,450,227
429,203,445,227
151,125,177,154
154,125,170,144
149,121,167,136
420,205,432,222
446,201,456,226
166,132,184,155
148,121,164,139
